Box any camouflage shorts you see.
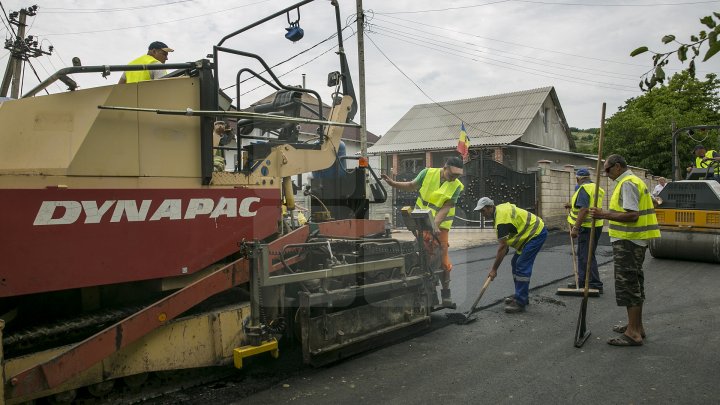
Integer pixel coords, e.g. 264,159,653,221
612,239,647,307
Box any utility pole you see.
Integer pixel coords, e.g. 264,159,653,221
356,0,367,157
1,5,51,98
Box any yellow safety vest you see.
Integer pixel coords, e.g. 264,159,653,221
608,174,661,240
125,54,160,84
415,168,464,230
567,182,605,228
695,150,720,175
494,202,544,253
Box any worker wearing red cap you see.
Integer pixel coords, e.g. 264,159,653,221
118,41,175,84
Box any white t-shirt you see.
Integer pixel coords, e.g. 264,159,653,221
652,183,665,197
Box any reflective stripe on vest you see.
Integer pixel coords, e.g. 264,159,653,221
566,182,605,228
608,174,661,240
494,202,544,253
125,54,160,83
695,150,720,175
414,168,464,230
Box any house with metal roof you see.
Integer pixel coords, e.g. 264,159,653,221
368,86,577,174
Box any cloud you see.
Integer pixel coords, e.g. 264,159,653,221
2,0,719,136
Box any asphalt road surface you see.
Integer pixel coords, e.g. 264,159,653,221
148,231,720,405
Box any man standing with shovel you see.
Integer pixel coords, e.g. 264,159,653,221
475,197,547,313
590,154,660,346
568,168,605,293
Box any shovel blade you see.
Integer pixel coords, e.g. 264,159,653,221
446,312,477,325
573,298,591,347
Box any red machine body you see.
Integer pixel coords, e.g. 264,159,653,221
0,187,281,297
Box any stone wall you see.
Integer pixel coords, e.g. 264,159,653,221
368,160,663,232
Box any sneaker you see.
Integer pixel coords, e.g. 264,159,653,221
504,296,514,305
504,300,526,313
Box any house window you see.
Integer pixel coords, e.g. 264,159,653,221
543,107,549,133
398,155,425,176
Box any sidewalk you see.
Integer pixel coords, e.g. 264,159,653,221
388,228,497,251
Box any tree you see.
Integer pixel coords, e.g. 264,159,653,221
602,72,720,177
631,11,720,91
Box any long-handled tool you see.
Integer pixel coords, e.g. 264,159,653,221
570,229,579,288
557,227,600,297
446,275,492,325
574,102,606,348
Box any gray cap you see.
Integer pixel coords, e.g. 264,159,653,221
474,197,495,211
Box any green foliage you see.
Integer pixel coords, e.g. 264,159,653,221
571,131,597,154
602,72,720,177
632,12,720,91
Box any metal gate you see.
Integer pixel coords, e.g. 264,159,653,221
394,157,537,228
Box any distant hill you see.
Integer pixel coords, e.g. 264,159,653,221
570,127,599,154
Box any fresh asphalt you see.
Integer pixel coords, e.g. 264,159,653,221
151,231,719,404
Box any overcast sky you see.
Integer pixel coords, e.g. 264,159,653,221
1,0,719,138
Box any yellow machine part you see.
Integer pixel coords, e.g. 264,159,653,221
649,208,720,263
233,339,279,369
2,303,251,404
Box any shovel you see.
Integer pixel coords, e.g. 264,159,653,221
446,275,492,325
574,102,606,348
557,228,600,297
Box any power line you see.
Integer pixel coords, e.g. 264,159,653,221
0,1,17,37
221,24,352,93
372,14,650,68
375,0,720,14
371,30,637,92
36,0,272,36
375,0,512,15
516,0,720,6
41,0,196,13
365,33,498,137
369,23,639,81
235,31,358,101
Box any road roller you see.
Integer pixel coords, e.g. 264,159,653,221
649,125,720,263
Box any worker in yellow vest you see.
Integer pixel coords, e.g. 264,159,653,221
118,41,174,84
688,144,720,178
590,154,660,347
475,197,547,313
567,168,605,292
381,156,465,307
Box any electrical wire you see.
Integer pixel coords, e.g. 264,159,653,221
372,14,650,68
375,0,720,14
41,0,196,13
365,33,498,137
369,23,639,82
221,24,352,92
236,30,358,99
369,19,640,79
376,0,512,15
370,30,637,91
36,0,272,36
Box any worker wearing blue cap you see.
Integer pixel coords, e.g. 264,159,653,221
567,168,605,292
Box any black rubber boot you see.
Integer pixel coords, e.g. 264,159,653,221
441,288,452,306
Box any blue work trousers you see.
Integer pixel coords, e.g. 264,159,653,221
510,228,548,306
577,226,603,289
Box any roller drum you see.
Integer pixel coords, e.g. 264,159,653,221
649,231,720,263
